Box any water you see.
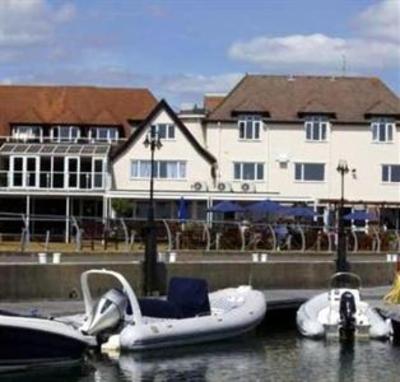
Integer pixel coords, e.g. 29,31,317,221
1,331,399,382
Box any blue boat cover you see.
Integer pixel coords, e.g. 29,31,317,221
167,277,211,318
138,298,183,319
138,277,211,319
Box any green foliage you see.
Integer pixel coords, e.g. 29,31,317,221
112,199,133,217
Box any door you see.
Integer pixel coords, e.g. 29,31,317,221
66,157,79,189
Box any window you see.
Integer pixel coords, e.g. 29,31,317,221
90,127,119,142
238,115,261,140
152,124,175,139
382,165,400,183
372,119,395,143
131,160,186,179
10,156,39,187
305,116,328,141
233,162,264,180
12,126,42,142
295,163,325,181
51,126,80,142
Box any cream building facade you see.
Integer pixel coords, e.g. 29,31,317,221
110,75,400,226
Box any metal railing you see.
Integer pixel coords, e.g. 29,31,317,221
0,212,399,254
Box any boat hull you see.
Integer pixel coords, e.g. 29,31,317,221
0,314,93,371
118,289,266,351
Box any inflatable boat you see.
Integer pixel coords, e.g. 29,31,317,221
296,272,391,340
61,269,266,351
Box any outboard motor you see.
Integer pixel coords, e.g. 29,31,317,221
82,288,128,336
339,291,356,340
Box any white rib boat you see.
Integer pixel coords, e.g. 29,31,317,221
296,272,391,340
60,269,266,351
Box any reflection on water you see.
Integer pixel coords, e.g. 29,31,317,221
1,331,399,382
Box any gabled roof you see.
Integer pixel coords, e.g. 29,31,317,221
365,100,400,118
91,109,120,125
297,98,336,118
208,75,400,123
204,94,225,112
0,85,157,137
112,99,217,166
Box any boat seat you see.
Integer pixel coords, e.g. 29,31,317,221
167,277,211,318
138,298,183,319
138,277,211,319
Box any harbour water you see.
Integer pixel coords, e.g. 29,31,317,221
1,329,399,382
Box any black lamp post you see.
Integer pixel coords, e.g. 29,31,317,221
143,125,162,295
336,159,350,272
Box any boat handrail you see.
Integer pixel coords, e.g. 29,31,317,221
80,269,143,325
329,272,362,290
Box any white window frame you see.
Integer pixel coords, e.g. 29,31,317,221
382,164,400,183
152,124,175,140
304,116,329,142
51,126,80,143
89,127,119,143
9,156,39,188
294,162,325,182
65,156,80,189
12,125,43,142
238,115,262,141
92,158,105,189
130,160,186,180
233,162,264,181
371,118,395,143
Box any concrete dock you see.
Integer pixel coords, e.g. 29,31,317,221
0,286,398,317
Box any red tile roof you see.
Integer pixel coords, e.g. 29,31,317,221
0,85,157,137
208,75,400,122
204,94,225,112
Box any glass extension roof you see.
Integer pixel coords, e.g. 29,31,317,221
0,143,110,156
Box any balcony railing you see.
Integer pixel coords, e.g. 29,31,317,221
0,171,105,190
2,135,127,145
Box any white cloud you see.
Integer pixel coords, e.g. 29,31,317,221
229,33,400,71
356,0,400,42
0,0,75,47
228,0,400,72
0,67,242,104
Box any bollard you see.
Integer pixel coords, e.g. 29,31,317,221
169,252,177,263
158,252,166,262
252,253,259,262
38,252,47,264
53,252,61,264
260,253,268,262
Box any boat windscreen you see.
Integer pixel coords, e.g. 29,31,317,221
329,272,361,289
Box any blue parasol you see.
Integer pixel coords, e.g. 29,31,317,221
343,210,377,221
208,201,244,213
279,206,318,218
246,199,282,214
177,197,188,222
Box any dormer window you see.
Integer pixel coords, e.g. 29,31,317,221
153,124,175,140
305,116,329,141
51,126,80,142
238,115,261,140
372,118,394,143
89,127,119,142
12,125,42,142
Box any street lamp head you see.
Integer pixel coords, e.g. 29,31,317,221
336,159,349,174
143,129,162,150
143,135,150,148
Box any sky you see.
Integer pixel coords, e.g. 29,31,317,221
0,0,399,107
